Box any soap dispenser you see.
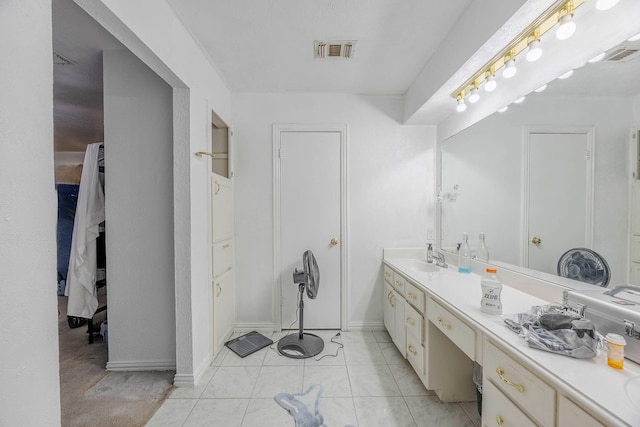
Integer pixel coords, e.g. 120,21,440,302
458,232,472,274
426,243,433,263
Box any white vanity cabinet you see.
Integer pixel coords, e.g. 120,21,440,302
211,176,235,357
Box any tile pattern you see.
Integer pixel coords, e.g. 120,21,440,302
146,330,481,427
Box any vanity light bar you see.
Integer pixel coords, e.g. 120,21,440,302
452,0,587,110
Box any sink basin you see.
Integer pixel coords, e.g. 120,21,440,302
406,259,441,273
625,376,640,411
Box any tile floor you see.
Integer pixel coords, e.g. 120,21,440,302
146,330,481,427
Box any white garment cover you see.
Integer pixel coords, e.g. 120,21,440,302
65,143,105,319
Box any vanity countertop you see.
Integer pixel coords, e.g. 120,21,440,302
384,250,640,427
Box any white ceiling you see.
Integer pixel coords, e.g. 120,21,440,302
165,0,472,94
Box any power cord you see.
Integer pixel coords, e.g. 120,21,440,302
313,332,344,361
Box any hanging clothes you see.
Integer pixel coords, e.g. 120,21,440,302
65,143,105,319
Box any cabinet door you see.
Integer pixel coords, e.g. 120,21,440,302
483,380,537,427
211,177,232,243
213,270,235,353
558,395,604,427
384,283,395,339
393,291,406,355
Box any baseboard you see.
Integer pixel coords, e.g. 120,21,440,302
173,356,212,388
233,322,275,334
347,321,385,331
106,360,176,371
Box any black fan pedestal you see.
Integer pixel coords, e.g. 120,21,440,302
277,283,325,359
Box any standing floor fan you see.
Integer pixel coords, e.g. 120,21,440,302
278,250,325,358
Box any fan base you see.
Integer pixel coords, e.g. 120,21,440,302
277,333,324,359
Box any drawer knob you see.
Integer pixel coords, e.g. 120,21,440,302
406,317,415,326
216,282,222,297
407,291,417,300
408,344,417,356
222,243,231,249
437,317,452,330
495,415,504,427
384,271,390,277
496,368,525,393
395,280,402,287
388,292,395,308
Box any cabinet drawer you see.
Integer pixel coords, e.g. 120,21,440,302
383,265,393,285
213,240,233,278
404,281,425,314
483,380,537,427
404,303,423,344
484,340,555,427
558,395,604,427
406,331,425,376
392,272,405,295
428,299,475,359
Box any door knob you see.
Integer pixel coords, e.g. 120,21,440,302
531,236,542,245
330,238,339,246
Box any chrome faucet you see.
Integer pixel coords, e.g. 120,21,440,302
433,251,448,268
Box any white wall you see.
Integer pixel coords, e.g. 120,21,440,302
103,49,176,369
76,0,232,385
441,94,632,285
0,1,61,425
232,94,435,329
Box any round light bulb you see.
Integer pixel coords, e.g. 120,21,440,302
558,69,574,79
497,106,509,113
534,84,548,93
596,0,619,10
556,14,576,40
514,96,526,104
484,75,497,92
526,39,543,62
503,59,517,79
456,98,467,112
468,88,480,104
628,33,640,42
587,52,606,63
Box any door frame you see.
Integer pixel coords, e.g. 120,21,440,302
521,126,595,267
272,124,348,332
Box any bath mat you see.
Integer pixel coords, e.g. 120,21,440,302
225,331,273,358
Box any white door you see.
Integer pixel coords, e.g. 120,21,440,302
526,131,592,274
277,129,343,329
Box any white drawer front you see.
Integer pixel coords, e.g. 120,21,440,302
428,299,475,360
404,280,425,314
484,341,555,427
392,272,405,295
483,380,537,427
383,265,393,285
405,303,423,344
558,395,604,427
406,331,425,376
213,240,233,278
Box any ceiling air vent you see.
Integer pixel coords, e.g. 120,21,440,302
314,40,356,59
604,46,640,63
53,51,75,65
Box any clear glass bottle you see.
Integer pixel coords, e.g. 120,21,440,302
476,232,489,262
480,267,503,315
458,232,472,273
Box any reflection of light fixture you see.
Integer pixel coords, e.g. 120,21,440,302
456,95,467,112
468,86,480,103
556,2,576,40
587,52,606,63
596,0,619,10
629,33,640,42
484,72,497,92
558,69,574,79
534,84,548,93
526,37,543,62
503,51,517,78
497,106,509,113
514,96,526,104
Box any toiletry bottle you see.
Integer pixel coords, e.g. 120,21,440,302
480,267,503,315
476,232,489,262
426,243,433,263
458,232,472,274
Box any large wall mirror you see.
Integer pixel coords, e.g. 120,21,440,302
440,22,640,287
